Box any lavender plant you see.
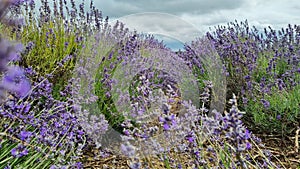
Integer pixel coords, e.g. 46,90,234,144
4,0,108,100
93,33,163,127
203,20,300,135
0,66,90,168
0,2,103,167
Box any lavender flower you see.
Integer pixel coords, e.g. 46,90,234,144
19,130,32,141
260,99,270,108
11,144,29,158
120,142,136,157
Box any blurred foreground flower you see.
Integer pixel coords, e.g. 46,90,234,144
0,0,11,19
1,66,31,97
0,0,31,102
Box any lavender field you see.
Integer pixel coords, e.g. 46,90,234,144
0,0,299,168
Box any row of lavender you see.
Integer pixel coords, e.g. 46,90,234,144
179,21,300,132
0,0,299,168
206,21,300,133
0,0,104,168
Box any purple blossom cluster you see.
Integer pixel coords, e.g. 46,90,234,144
201,95,253,164
33,0,106,34
0,67,88,168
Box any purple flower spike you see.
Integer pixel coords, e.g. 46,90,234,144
260,99,270,109
163,123,170,131
19,130,32,141
276,114,281,120
11,148,18,157
10,144,29,158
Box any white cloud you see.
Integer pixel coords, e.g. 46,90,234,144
109,13,204,43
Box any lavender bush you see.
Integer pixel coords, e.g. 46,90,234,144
0,68,86,168
0,1,104,168
189,20,300,135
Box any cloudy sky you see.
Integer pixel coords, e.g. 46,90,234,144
87,0,299,50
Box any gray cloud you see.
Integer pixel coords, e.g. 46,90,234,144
84,0,299,49
94,0,246,18
92,0,299,35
